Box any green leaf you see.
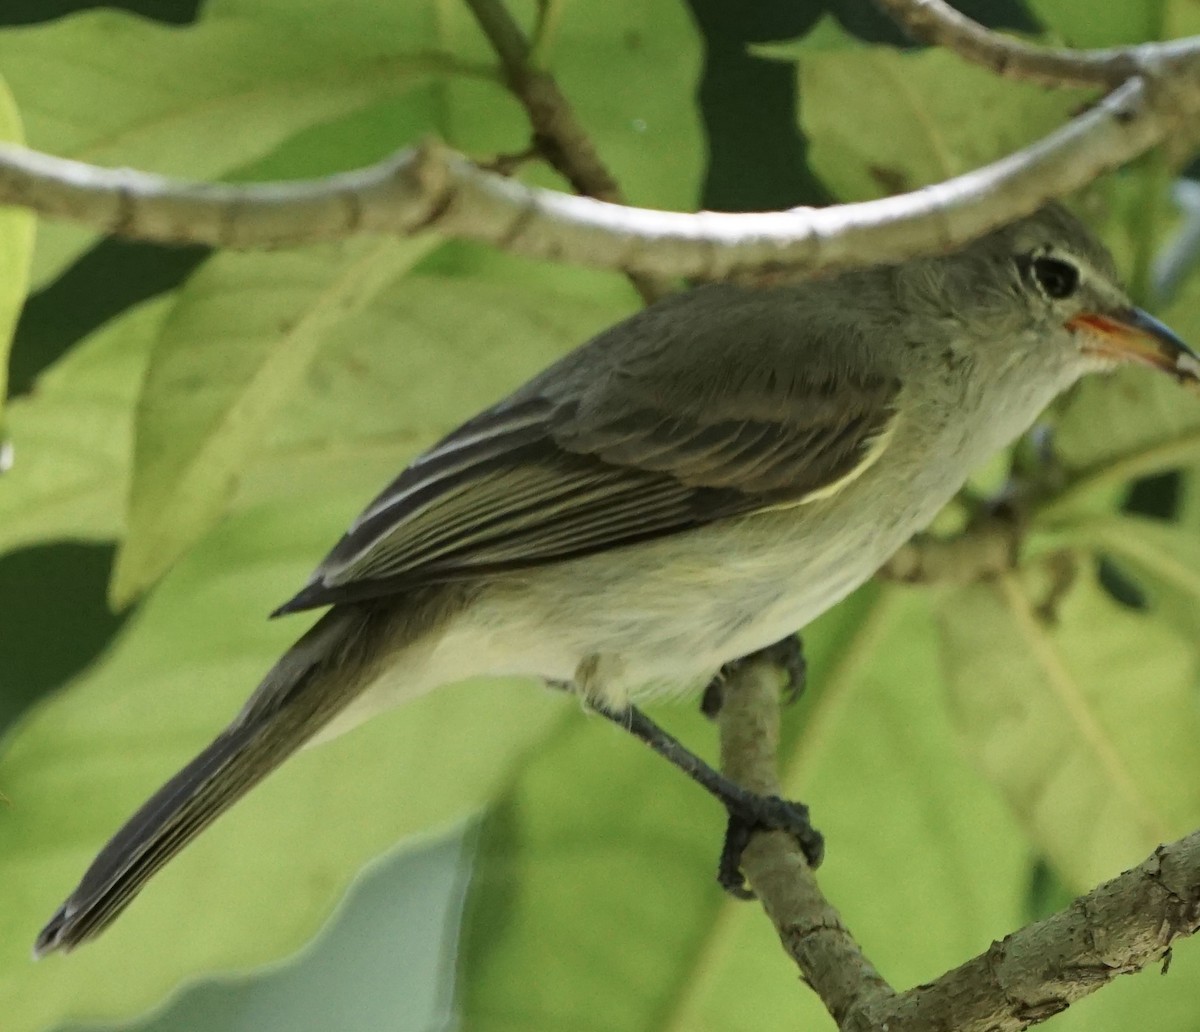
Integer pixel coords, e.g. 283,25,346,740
1026,0,1162,47
798,46,1083,200
751,15,867,60
111,236,438,605
460,587,1029,1031
0,298,167,558
1167,0,1200,38
0,500,565,1032
1054,513,1200,640
0,76,35,422
936,569,1200,890
210,0,704,207
1041,368,1200,522
0,9,475,287
431,0,704,210
0,249,639,1030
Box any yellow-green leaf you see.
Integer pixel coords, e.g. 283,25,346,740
111,237,437,605
936,570,1200,889
0,75,35,420
798,46,1082,201
0,298,167,557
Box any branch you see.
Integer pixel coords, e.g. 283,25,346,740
716,656,897,1026
1,64,1195,279
874,0,1200,89
462,0,670,302
463,0,621,202
719,656,1200,1032
846,831,1200,1032
878,518,1017,585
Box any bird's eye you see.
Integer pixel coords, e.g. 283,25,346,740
1030,256,1080,300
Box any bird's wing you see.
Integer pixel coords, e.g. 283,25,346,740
274,288,900,614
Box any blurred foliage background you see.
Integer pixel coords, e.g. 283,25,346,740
2,1,1200,1030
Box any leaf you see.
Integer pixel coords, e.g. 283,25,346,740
1025,0,1161,47
210,0,704,207
936,569,1200,890
0,250,638,1031
1052,513,1200,641
0,500,565,1032
459,587,1029,1031
430,0,705,210
797,46,1082,200
111,236,437,605
751,15,866,60
0,298,167,558
0,8,473,287
0,76,35,423
1051,370,1200,483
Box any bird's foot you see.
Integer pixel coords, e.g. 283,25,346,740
716,787,824,899
584,699,822,897
701,634,807,719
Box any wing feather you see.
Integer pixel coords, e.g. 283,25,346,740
274,286,900,615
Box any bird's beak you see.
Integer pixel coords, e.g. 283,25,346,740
1068,308,1200,389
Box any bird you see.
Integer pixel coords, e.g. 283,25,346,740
34,203,1200,955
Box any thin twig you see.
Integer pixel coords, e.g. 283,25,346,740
873,0,1194,89
462,0,669,302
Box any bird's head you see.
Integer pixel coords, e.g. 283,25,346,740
911,203,1200,391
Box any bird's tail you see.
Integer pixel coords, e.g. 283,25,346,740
34,596,446,956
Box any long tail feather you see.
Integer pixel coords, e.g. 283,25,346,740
34,597,439,956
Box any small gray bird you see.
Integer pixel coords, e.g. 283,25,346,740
35,204,1200,954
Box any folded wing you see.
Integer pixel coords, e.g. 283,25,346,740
275,287,900,614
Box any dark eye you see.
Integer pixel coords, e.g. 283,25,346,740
1030,256,1080,299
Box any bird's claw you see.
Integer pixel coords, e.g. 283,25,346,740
717,793,824,899
701,634,807,719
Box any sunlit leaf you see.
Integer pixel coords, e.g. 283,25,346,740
1051,513,1200,641
0,8,480,286
0,498,565,1032
0,298,167,558
111,237,437,605
936,569,1200,890
425,0,704,210
1025,0,1160,47
798,46,1082,201
0,248,636,1031
0,75,34,423
751,15,866,60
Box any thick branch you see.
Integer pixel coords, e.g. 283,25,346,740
716,657,896,1026
720,656,1200,1032
0,69,1192,277
462,0,668,302
874,0,1200,89
845,832,1200,1032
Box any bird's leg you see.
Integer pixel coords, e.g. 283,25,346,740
585,697,824,895
700,634,807,719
